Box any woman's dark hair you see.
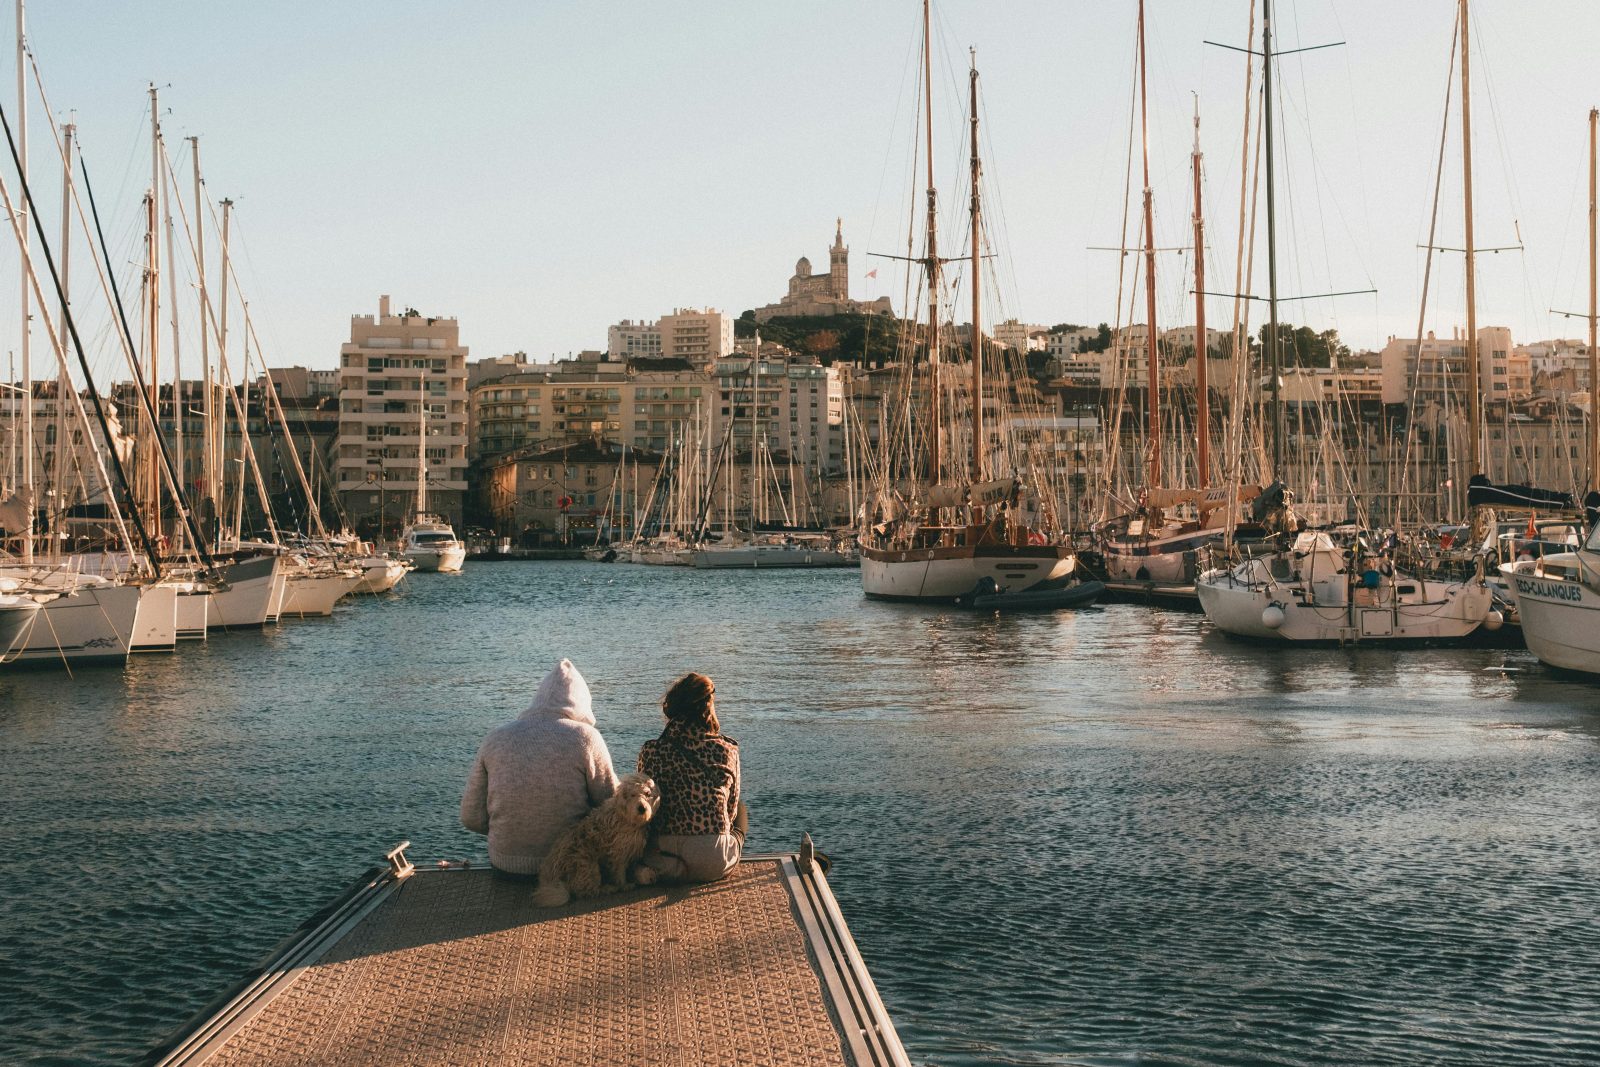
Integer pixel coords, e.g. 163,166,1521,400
663,672,718,734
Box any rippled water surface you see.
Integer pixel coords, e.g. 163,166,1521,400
3,563,1599,1066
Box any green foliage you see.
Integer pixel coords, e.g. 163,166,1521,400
1257,323,1350,369
1078,323,1113,353
735,311,909,366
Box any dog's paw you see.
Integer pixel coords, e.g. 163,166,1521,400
631,864,658,886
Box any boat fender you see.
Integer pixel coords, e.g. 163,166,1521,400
1261,603,1287,629
1483,609,1504,632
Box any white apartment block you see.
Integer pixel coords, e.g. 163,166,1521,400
659,308,734,364
1160,324,1227,355
607,319,662,361
336,295,469,528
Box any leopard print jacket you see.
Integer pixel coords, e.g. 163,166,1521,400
637,722,740,836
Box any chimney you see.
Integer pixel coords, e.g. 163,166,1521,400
379,294,391,319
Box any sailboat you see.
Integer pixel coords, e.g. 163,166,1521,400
1096,60,1272,600
859,11,1082,603
398,374,465,573
1196,0,1492,643
1503,108,1600,675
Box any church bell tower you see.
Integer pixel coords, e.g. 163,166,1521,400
829,217,848,301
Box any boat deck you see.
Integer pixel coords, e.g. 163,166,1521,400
146,848,907,1067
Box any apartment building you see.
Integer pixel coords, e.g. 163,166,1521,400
658,308,734,365
607,320,662,361
335,296,469,530
1378,326,1520,407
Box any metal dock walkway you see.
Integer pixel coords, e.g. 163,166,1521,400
145,846,909,1067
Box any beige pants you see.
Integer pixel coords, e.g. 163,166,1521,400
644,833,742,883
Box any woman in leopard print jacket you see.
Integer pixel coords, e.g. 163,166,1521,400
637,672,748,883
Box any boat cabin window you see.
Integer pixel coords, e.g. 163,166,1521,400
1396,584,1416,596
414,533,455,545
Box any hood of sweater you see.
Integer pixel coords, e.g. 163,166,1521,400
519,659,596,725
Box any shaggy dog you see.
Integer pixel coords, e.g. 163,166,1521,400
531,774,659,907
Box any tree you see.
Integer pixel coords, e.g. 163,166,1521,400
1257,323,1349,369
1078,323,1113,354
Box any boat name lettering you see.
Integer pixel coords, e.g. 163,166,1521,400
1514,577,1584,602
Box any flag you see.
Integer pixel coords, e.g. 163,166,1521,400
865,269,878,280
1526,511,1538,539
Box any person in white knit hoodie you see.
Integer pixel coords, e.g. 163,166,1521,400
461,659,620,879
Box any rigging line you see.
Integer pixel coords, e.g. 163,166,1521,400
1398,14,1459,521
0,97,157,573
27,60,214,567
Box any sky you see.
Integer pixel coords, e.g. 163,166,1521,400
5,0,1600,375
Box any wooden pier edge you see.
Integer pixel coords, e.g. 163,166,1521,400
141,848,912,1067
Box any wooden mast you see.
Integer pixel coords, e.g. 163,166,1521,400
921,0,941,491
1263,0,1284,478
1137,0,1160,488
16,0,30,562
969,52,984,484
1459,0,1481,484
1589,106,1597,493
1192,98,1210,489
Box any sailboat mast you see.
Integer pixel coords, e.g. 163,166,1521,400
921,0,941,487
15,0,29,562
968,53,984,483
416,373,428,516
190,138,215,541
51,120,69,558
1589,106,1597,493
1459,0,1481,480
1262,0,1283,478
1192,100,1210,489
1138,0,1160,489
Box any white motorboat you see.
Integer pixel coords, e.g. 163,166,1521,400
1196,531,1495,643
399,516,466,574
1501,523,1600,675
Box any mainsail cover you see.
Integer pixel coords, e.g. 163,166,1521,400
1466,474,1575,511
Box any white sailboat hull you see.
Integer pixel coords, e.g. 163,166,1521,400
279,572,362,618
175,586,209,640
131,583,179,653
860,546,1076,601
690,543,853,569
352,557,408,594
208,555,284,630
0,597,42,660
7,584,140,667
1502,559,1600,675
1197,565,1492,642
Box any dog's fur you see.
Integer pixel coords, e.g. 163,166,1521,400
531,773,659,907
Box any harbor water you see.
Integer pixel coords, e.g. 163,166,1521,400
2,563,1598,1066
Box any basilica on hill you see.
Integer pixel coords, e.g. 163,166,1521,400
751,219,894,323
